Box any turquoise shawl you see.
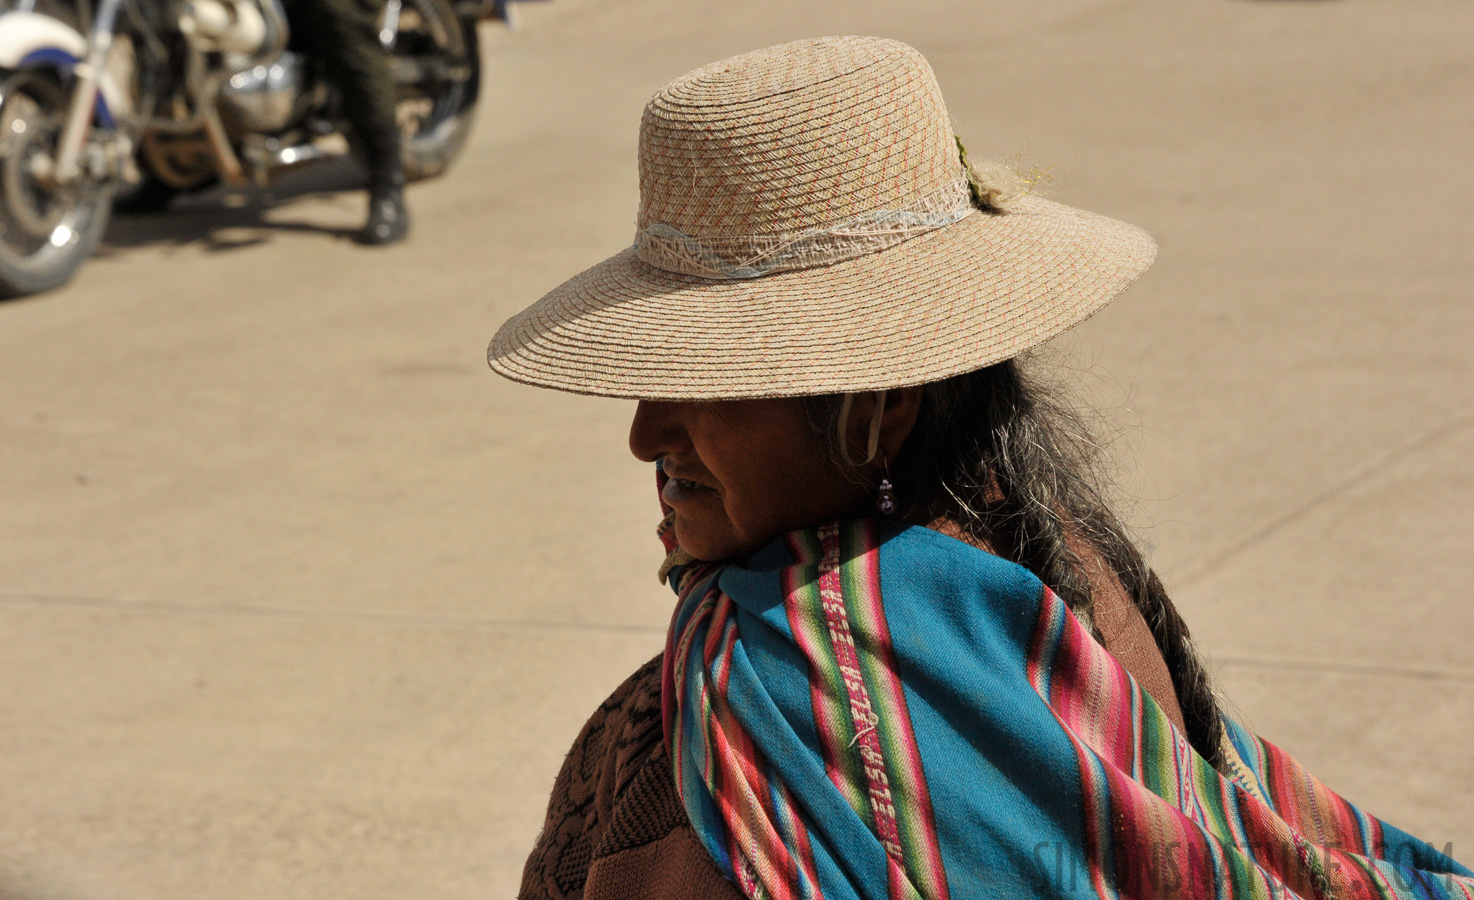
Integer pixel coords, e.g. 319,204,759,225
662,517,1472,899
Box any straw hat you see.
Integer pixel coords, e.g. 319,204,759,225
488,36,1156,400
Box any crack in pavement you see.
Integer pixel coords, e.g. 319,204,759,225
1176,413,1474,589
1212,653,1474,684
0,592,667,636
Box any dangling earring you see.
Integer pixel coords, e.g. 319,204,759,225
837,391,896,515
876,455,897,517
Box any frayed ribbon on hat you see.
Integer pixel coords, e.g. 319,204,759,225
635,179,975,280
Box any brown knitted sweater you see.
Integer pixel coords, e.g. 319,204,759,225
518,655,741,900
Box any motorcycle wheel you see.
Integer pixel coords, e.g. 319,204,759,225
387,0,481,181
0,68,112,298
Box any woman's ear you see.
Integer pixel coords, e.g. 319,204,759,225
838,387,924,468
879,387,923,461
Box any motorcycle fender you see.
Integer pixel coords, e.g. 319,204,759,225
0,11,129,126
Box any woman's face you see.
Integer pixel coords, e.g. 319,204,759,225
628,399,871,561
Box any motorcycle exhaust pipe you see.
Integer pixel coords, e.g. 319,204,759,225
236,137,347,186
271,142,337,168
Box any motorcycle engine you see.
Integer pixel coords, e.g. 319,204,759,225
217,52,306,135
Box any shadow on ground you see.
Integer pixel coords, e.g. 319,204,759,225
101,158,370,254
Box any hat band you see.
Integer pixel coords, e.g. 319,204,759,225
634,180,975,280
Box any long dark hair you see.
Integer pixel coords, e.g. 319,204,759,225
801,358,1224,767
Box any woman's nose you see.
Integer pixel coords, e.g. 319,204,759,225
628,400,690,462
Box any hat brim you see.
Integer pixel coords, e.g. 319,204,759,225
487,196,1157,400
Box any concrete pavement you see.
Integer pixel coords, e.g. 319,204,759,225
2,0,1471,896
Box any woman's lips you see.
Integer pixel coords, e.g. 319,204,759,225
662,474,713,505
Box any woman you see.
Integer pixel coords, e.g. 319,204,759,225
489,36,1472,900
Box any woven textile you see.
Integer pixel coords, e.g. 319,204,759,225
663,519,1474,899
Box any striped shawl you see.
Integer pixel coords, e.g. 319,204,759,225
663,519,1473,900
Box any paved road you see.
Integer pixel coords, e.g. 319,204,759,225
2,1,1471,897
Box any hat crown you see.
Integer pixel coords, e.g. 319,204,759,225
636,37,964,242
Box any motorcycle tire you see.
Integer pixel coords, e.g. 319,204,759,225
391,3,481,182
0,68,114,298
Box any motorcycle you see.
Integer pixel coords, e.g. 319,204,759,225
0,0,481,296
